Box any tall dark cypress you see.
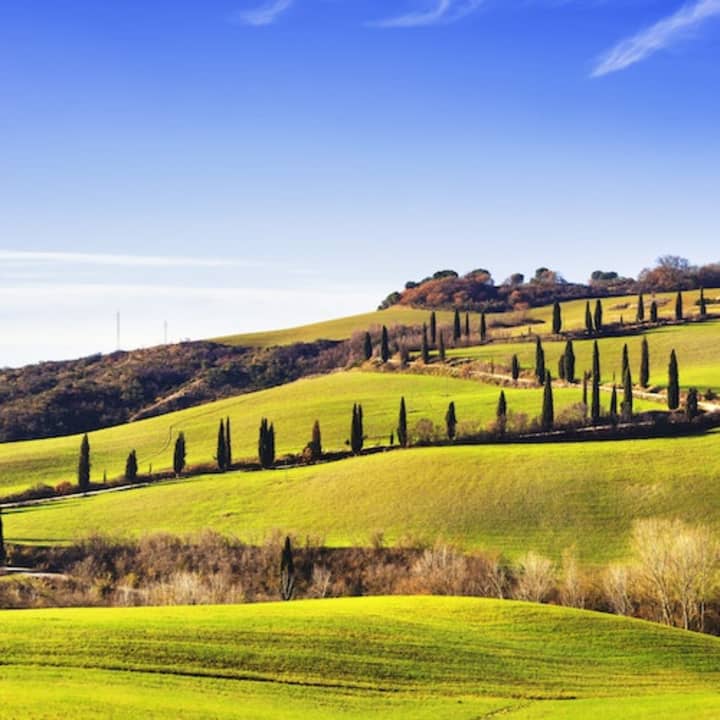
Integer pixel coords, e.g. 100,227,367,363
217,419,227,471
535,336,545,384
668,350,680,410
541,372,554,431
686,388,699,420
609,385,618,423
584,301,593,334
480,312,487,343
675,291,683,321
699,288,707,318
564,340,576,383
125,449,138,482
511,354,520,381
497,390,507,436
552,301,562,335
363,332,373,361
622,366,633,421
637,294,645,323
173,432,186,477
640,337,650,388
421,323,430,364
430,311,437,346
582,372,588,408
380,325,390,363
621,344,630,379
453,309,461,342
397,397,408,448
351,403,364,454
445,401,457,441
591,341,601,424
226,417,232,468
594,300,603,334
558,354,566,381
650,300,658,323
280,536,295,601
438,331,446,362
464,312,470,338
78,433,91,491
258,418,275,468
310,420,322,460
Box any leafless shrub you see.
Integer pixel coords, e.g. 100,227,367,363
411,544,469,595
559,548,585,609
515,551,555,603
309,565,333,599
603,564,633,616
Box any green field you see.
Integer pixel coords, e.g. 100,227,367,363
1,597,719,719
218,289,718,348
0,370,639,498
8,433,720,561
449,318,720,392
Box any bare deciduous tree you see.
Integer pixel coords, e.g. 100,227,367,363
515,552,555,604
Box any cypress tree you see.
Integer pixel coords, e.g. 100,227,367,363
609,385,618,423
397,397,408,448
445,401,457,441
621,344,629,379
259,418,275,468
453,309,461,342
650,300,658,323
173,432,186,477
594,299,603,334
668,350,680,410
564,340,576,383
363,331,373,361
421,323,430,364
310,420,322,461
497,390,507,436
464,312,470,338
558,354,566,381
585,301,593,335
675,291,683,321
280,536,295,601
699,288,707,318
226,417,232,468
380,326,390,363
430,311,437,346
640,337,650,389
686,388,699,420
541,372,554,431
125,449,138,482
78,433,91,491
511,354,520,381
622,366,633,422
217,419,228,471
535,336,545,384
480,312,487,343
591,341,601,424
637,294,645,323
0,508,5,567
350,404,364,454
582,371,588,409
552,301,562,335
438,332,446,362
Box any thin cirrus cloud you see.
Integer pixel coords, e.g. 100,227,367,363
369,0,485,28
232,0,294,26
592,0,720,77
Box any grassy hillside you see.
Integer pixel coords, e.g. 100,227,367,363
0,370,636,498
2,597,720,719
450,319,720,391
8,433,720,561
218,289,717,348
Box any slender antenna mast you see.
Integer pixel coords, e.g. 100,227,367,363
116,311,121,350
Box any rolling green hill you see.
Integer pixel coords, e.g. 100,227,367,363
218,289,716,348
0,370,641,498
8,433,720,561
1,597,719,719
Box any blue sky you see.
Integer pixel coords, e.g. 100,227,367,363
1,1,719,365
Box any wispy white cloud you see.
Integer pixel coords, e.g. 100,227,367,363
592,0,720,77
370,0,485,28
232,0,294,26
0,250,262,269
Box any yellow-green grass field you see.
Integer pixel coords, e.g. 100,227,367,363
0,371,644,498
449,318,720,392
7,434,720,562
1,597,719,719
218,289,718,348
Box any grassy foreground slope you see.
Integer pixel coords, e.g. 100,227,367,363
8,434,720,561
2,597,720,719
219,289,716,348
0,371,627,497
